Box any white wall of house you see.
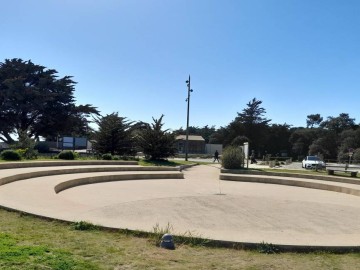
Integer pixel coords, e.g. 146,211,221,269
205,144,223,155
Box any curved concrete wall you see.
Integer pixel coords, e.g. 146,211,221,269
0,160,138,169
54,173,184,193
220,174,360,197
221,169,360,185
0,166,180,186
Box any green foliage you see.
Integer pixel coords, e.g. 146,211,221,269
211,98,272,151
257,241,280,254
222,146,244,169
290,128,320,158
308,131,338,159
10,130,38,159
306,114,323,128
231,135,249,146
0,232,97,269
353,148,360,164
136,115,176,160
151,222,173,246
15,148,38,160
151,223,209,247
34,141,50,153
0,58,99,144
320,113,356,134
58,150,76,160
72,221,99,231
139,159,189,167
173,125,217,143
101,153,112,160
0,150,22,161
93,113,135,155
236,98,271,125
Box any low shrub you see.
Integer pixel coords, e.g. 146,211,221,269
34,142,50,153
16,148,38,160
352,148,360,164
102,153,112,160
222,146,244,169
257,241,280,254
72,221,98,231
0,150,22,161
58,150,76,160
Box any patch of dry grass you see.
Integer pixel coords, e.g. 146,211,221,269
0,209,359,269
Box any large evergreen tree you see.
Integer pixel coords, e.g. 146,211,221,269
234,98,271,154
93,113,134,155
0,58,98,143
135,115,175,160
306,114,323,128
320,113,356,134
236,98,271,126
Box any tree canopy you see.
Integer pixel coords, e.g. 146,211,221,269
135,115,176,160
235,98,271,125
0,58,99,143
306,114,323,128
93,113,134,155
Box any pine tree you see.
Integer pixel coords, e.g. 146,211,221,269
93,113,134,155
135,115,175,160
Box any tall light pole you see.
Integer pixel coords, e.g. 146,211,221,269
185,75,193,161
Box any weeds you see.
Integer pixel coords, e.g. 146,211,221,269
257,241,280,254
151,222,210,247
72,221,99,231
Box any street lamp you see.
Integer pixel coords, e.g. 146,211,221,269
185,75,193,161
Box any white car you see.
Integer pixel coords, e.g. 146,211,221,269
302,156,325,169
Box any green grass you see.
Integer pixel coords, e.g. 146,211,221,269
0,209,360,269
0,232,97,269
139,159,195,167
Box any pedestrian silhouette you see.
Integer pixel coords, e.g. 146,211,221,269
213,150,220,162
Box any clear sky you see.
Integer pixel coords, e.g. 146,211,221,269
1,0,360,131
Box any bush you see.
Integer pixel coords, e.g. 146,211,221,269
352,148,360,164
34,142,50,153
72,221,98,231
58,150,76,160
102,153,112,160
16,148,38,160
222,146,244,169
0,150,22,161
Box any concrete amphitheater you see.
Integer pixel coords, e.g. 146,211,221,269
0,160,360,251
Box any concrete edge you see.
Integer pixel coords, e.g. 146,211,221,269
0,160,138,169
0,166,179,186
220,174,360,197
54,172,184,193
178,163,199,171
1,205,359,253
220,169,360,185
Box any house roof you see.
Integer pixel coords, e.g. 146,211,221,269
176,135,205,141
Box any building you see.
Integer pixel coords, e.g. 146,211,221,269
175,135,205,154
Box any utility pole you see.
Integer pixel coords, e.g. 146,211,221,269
185,75,193,161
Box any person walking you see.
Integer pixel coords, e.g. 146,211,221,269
213,150,220,163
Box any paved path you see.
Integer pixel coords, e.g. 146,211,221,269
0,164,360,247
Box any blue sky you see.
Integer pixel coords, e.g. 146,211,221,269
1,0,360,131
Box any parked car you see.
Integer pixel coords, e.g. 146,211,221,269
302,156,326,169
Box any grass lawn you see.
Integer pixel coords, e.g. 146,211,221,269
0,209,359,270
139,159,207,167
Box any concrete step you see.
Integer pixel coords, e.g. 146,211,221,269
220,173,360,197
0,165,180,186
